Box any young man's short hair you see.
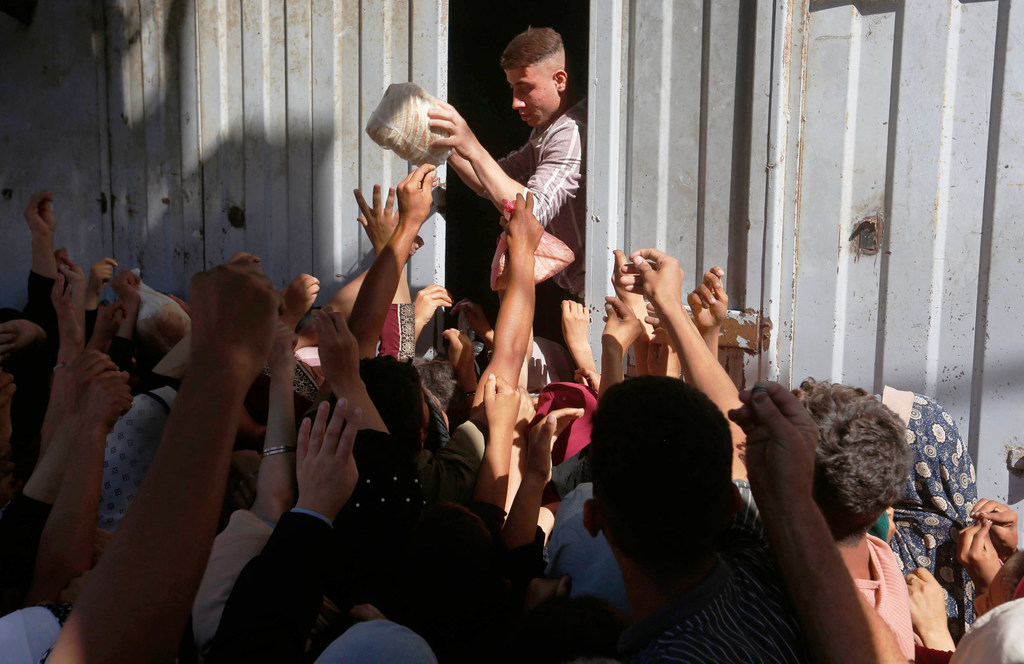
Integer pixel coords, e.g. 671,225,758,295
793,378,912,542
500,27,564,70
590,377,734,578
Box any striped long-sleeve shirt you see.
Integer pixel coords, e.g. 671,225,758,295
497,99,587,295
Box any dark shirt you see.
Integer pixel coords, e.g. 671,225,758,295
619,481,808,664
0,493,52,612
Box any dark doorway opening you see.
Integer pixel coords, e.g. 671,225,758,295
445,0,590,328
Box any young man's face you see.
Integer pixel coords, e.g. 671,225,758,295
504,59,567,129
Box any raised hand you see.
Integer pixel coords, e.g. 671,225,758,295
51,273,84,361
612,249,652,326
414,284,453,340
688,266,728,351
574,366,600,393
87,257,119,309
619,248,685,313
354,185,398,254
646,325,681,378
956,518,1003,592
281,273,320,331
188,259,282,379
295,399,361,521
312,308,360,394
55,249,87,294
396,164,437,230
728,383,820,507
86,302,126,353
452,299,494,347
483,373,520,434
0,319,46,365
443,328,477,391
602,296,643,352
74,355,133,433
25,191,56,238
561,300,597,374
526,408,584,482
109,269,141,305
970,498,1019,560
427,100,481,160
505,192,544,258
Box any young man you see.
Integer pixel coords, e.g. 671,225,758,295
429,27,586,295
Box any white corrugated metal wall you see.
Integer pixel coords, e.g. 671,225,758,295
0,2,110,303
587,0,774,328
0,0,446,306
587,0,1023,526
781,0,1024,525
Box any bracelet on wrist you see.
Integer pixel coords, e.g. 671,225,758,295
261,445,297,458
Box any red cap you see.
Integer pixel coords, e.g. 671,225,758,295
530,382,598,465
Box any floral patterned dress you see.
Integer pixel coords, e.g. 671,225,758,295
889,393,978,641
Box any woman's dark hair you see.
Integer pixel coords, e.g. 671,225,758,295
359,356,424,454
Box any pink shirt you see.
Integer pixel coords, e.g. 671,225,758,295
855,534,916,661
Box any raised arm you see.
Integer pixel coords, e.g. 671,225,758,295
687,266,728,357
24,191,58,279
313,309,388,434
473,373,520,509
109,269,142,343
428,101,525,211
249,324,301,523
26,351,132,606
598,296,642,399
205,400,361,664
49,258,281,664
347,165,436,358
621,248,747,480
502,407,582,550
85,258,117,311
728,384,908,664
472,192,543,409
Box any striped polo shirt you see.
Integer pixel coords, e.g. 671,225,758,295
497,99,587,295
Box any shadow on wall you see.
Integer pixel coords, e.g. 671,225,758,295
100,0,380,301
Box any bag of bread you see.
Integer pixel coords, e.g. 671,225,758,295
489,199,575,291
365,83,451,165
132,269,191,356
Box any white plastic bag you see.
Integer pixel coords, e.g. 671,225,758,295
132,269,191,356
365,82,451,165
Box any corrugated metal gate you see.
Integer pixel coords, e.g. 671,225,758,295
782,0,1024,519
2,1,1021,521
586,0,1024,522
1,0,447,302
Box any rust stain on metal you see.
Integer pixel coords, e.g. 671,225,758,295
710,308,773,354
228,205,246,228
849,213,883,260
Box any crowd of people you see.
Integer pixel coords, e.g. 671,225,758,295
0,24,1021,664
